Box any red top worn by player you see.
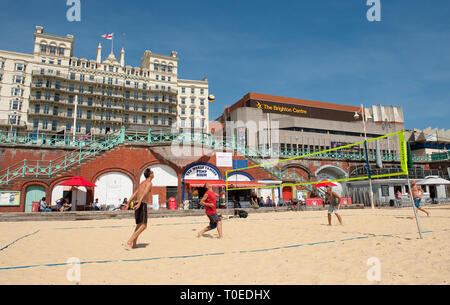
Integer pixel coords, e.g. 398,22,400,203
197,183,225,239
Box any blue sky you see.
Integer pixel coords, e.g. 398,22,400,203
0,0,449,130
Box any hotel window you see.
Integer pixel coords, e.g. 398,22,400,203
161,65,166,72
49,46,56,55
154,94,159,102
168,77,171,82
80,74,85,81
69,84,74,92
133,103,138,111
53,106,59,116
134,82,139,89
154,105,159,113
40,44,47,53
143,83,147,90
76,123,81,133
10,100,21,111
191,120,195,128
87,98,93,106
161,105,166,113
89,75,95,81
79,85,85,93
57,60,61,65
55,81,61,89
168,117,173,126
67,108,73,118
125,102,130,110
34,105,40,114
142,116,146,124
125,91,130,99
15,63,25,71
181,87,185,94
155,75,159,80
181,98,186,104
86,124,91,134
109,66,113,72
133,115,138,124
200,109,204,116
51,120,57,131
200,89,204,95
142,93,148,101
77,109,82,119
200,99,205,106
70,73,75,80
154,63,159,70
106,112,111,120
58,47,65,56
180,119,185,128
161,117,166,125
33,119,39,129
44,105,50,114
142,104,147,112
153,116,158,125
124,114,129,123
66,122,72,132
68,96,74,104
36,90,42,99
161,76,166,81
87,110,92,120
191,88,195,94
134,92,139,99
168,66,173,73
13,88,23,97
49,59,55,65
88,86,93,94
42,58,46,63
46,79,52,88
191,108,195,115
181,108,185,115
106,100,112,108
14,75,24,84
42,119,48,130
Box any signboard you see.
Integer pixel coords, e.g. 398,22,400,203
331,142,360,153
340,197,352,205
306,198,323,206
248,99,357,122
216,152,233,167
0,191,21,206
184,164,220,180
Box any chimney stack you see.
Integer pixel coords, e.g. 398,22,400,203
120,48,125,67
96,43,102,63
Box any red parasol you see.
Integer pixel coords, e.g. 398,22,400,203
313,180,337,188
59,176,96,187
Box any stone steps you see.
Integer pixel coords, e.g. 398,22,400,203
0,204,365,222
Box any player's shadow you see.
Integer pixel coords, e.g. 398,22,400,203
134,243,150,249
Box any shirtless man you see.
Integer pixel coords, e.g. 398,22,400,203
409,180,430,216
324,186,343,226
125,169,154,250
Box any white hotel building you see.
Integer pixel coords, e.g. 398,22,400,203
0,26,209,136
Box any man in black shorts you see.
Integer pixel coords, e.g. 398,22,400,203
125,169,154,250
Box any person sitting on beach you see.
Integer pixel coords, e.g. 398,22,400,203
60,198,72,212
265,196,273,207
258,196,265,207
250,192,259,209
39,197,52,212
93,198,102,211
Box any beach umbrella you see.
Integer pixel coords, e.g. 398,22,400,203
417,176,450,185
59,176,96,209
59,176,96,187
313,181,337,188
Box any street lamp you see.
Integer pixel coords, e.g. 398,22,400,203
354,104,375,209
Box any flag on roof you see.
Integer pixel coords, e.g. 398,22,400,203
101,33,113,40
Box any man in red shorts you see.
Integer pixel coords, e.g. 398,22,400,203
197,183,226,239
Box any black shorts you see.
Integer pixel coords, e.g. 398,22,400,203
135,202,148,225
207,213,221,229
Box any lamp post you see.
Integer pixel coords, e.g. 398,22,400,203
354,104,375,209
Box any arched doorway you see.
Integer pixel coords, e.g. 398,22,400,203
282,186,293,201
25,185,46,212
95,172,133,209
140,164,179,207
315,165,347,197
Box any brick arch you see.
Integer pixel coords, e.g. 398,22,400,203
21,181,49,213
279,164,313,181
137,161,179,178
91,168,137,188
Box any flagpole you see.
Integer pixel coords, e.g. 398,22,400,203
361,104,375,209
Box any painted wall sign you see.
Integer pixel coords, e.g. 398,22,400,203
0,191,21,206
184,164,220,180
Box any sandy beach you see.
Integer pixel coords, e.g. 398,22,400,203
1,206,449,285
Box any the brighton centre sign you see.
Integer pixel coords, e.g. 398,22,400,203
248,100,357,122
